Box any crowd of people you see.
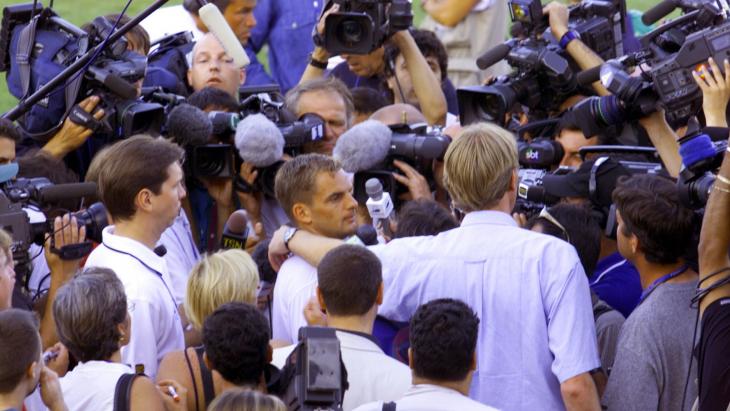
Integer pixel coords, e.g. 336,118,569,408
0,0,729,410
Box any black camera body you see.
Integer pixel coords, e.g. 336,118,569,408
321,0,412,55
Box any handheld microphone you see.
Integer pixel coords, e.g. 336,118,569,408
234,113,285,167
221,210,249,250
476,42,512,71
365,178,396,241
332,120,393,173
166,104,213,147
198,3,250,68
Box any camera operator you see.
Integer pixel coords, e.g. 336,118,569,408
270,154,359,344
601,175,698,411
84,135,186,379
354,299,498,411
273,245,411,410
271,123,602,410
301,9,448,126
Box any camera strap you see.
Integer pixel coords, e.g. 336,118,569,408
16,15,40,99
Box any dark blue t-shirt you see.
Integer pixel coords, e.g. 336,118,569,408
590,252,642,318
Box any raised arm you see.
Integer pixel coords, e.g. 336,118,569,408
421,0,480,28
268,226,343,270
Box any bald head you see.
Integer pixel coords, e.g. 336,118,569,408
370,104,427,127
187,33,245,98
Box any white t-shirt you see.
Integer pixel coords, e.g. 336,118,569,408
353,384,501,411
273,330,412,411
84,226,185,379
271,255,317,343
60,361,134,411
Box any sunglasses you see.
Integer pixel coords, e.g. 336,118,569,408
538,207,571,243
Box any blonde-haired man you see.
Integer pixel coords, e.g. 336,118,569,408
269,122,602,411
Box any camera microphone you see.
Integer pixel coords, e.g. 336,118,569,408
198,3,250,68
333,120,393,173
642,0,677,26
476,42,512,71
37,182,98,203
576,66,602,87
87,66,138,100
166,104,213,147
235,113,285,167
221,209,249,250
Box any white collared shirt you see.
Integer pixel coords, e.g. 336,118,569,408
353,384,501,411
84,226,185,379
272,330,412,411
59,361,134,411
368,211,600,411
271,255,317,343
159,211,200,304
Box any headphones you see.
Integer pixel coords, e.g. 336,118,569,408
589,157,618,238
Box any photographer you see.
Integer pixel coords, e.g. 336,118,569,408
271,123,601,410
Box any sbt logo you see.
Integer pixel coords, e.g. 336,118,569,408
524,149,540,160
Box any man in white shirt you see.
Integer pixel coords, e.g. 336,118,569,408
270,154,359,344
354,298,499,411
273,245,411,410
270,123,601,410
84,136,187,379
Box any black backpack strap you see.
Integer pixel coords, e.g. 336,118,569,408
16,15,40,98
194,346,216,407
382,401,397,411
183,347,202,411
113,373,141,411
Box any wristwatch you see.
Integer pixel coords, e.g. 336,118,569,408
559,30,580,50
309,52,329,70
283,226,299,252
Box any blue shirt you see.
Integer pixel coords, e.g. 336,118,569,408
244,46,275,87
251,0,322,93
590,252,642,318
369,211,600,410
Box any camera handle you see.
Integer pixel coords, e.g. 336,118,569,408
1,0,172,122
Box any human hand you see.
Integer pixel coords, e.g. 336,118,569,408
304,295,327,327
157,379,188,411
43,96,103,159
268,225,291,272
393,160,433,201
40,366,68,411
245,221,265,254
45,214,86,285
317,4,340,37
44,343,70,378
512,212,528,228
202,177,234,208
542,2,569,40
693,57,730,127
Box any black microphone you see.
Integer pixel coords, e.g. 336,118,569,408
87,66,138,100
37,182,98,203
166,104,213,147
356,225,378,246
221,210,249,250
576,66,602,87
642,0,676,26
476,43,512,71
154,245,167,257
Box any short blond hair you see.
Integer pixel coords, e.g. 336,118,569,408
0,228,12,261
185,249,259,330
442,123,518,212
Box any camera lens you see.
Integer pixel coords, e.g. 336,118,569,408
195,148,226,177
339,19,363,43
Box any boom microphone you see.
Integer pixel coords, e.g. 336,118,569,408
166,104,213,147
199,4,250,68
37,182,98,203
576,66,602,87
234,113,285,167
333,120,393,173
221,210,249,250
476,43,512,71
642,0,677,26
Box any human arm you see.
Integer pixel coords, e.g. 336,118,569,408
637,110,682,178
421,0,480,27
42,96,104,159
298,5,339,85
156,379,189,411
693,57,730,128
39,367,68,411
268,226,344,271
157,350,200,411
543,2,609,97
201,177,235,247
40,214,86,349
390,30,448,126
560,373,601,411
129,375,167,411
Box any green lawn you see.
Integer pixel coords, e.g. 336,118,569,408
0,0,658,114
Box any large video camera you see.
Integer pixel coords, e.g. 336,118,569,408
0,3,165,140
458,0,626,126
319,0,413,55
675,118,728,209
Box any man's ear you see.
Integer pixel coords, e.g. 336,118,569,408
407,348,414,371
267,344,273,363
376,282,383,306
292,203,312,226
26,360,39,381
187,69,194,88
203,352,212,370
470,350,477,371
509,168,518,192
630,233,640,255
135,188,154,213
316,287,327,313
240,68,247,86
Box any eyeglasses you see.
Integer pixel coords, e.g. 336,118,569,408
538,207,571,243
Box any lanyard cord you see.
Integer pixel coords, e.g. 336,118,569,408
639,264,690,304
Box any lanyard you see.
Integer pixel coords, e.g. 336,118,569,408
639,265,689,304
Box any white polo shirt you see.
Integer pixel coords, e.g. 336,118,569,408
353,384,501,411
59,361,134,411
159,211,200,304
368,211,600,410
84,226,185,379
271,255,317,343
273,330,412,411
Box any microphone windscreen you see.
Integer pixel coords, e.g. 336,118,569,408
476,43,511,71
576,66,602,87
166,104,212,146
235,113,285,167
104,74,138,100
224,210,249,235
356,225,378,246
38,182,98,203
333,120,393,173
198,4,250,68
642,0,676,26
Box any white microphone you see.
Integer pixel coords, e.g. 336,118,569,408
198,3,250,68
365,178,396,242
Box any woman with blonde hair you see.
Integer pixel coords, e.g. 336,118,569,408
157,249,260,411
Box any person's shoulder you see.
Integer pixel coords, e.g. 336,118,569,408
351,401,384,411
279,255,317,274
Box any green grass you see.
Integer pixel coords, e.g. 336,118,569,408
0,0,657,114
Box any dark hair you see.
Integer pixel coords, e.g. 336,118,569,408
0,118,22,144
98,135,184,221
17,150,80,184
351,87,388,117
410,298,479,382
317,245,382,316
188,87,240,113
203,303,270,386
395,199,458,238
53,267,128,363
384,29,448,81
82,15,150,55
526,203,602,276
0,309,40,393
183,0,231,15
612,174,694,264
